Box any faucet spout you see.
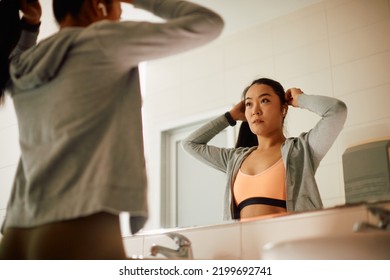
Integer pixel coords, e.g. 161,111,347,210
150,232,193,259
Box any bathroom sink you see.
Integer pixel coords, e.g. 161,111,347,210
261,231,390,259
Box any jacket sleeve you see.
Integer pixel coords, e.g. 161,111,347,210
298,94,347,168
96,0,224,65
10,29,40,60
181,114,236,173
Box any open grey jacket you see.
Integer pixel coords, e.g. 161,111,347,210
182,94,347,220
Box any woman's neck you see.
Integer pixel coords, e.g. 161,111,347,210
256,133,286,150
60,14,97,29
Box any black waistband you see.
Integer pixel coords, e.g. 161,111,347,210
237,197,287,212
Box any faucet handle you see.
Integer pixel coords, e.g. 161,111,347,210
354,205,390,232
368,206,390,229
150,232,193,259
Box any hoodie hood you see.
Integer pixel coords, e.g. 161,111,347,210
10,29,81,91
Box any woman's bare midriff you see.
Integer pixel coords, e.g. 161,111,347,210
239,204,287,221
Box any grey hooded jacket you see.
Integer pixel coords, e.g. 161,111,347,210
182,94,347,220
4,0,224,233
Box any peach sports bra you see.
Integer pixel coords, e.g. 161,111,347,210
233,158,286,212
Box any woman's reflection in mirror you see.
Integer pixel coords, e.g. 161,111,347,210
183,77,347,222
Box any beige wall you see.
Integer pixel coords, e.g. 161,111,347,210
1,0,389,231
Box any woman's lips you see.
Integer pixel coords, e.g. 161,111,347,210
252,119,264,124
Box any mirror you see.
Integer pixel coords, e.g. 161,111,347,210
1,1,389,234
140,0,390,230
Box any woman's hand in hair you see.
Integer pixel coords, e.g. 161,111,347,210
20,0,42,25
285,88,304,108
230,100,246,122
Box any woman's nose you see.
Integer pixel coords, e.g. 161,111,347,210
252,103,261,115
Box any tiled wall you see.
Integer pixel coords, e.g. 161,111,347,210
0,0,389,233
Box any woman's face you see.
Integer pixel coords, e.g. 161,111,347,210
244,84,285,137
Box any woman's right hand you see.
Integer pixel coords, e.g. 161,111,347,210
20,0,42,25
229,100,246,121
285,87,304,108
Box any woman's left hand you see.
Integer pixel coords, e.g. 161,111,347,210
20,0,42,25
229,100,246,121
285,88,304,108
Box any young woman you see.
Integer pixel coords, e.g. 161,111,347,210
183,78,347,221
0,0,41,105
0,0,223,259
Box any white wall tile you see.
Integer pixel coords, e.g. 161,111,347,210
332,51,390,96
341,83,390,126
0,165,17,209
329,20,390,65
282,68,334,97
144,56,183,93
0,97,17,130
326,0,390,36
0,125,20,168
224,25,273,69
180,74,227,117
272,4,328,55
315,162,344,206
323,196,346,208
224,56,275,102
284,107,320,138
341,119,390,150
145,86,181,121
180,42,225,83
324,0,355,10
274,40,331,80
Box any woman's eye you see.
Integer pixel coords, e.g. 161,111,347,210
261,99,270,104
245,102,251,107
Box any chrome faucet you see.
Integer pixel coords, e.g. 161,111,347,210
150,232,193,259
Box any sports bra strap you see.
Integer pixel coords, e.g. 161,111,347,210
237,197,287,212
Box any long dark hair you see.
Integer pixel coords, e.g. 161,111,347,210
0,0,21,105
53,0,85,23
235,121,258,148
235,78,287,148
53,0,114,24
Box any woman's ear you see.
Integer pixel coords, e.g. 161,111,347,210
97,2,108,17
282,105,288,116
80,0,102,21
87,0,104,18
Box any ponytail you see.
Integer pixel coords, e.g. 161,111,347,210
0,56,11,105
0,0,21,105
